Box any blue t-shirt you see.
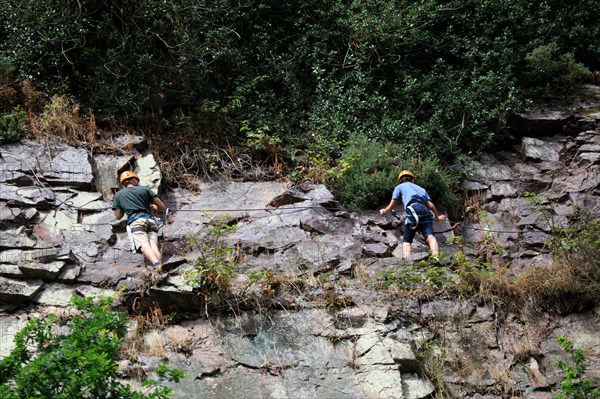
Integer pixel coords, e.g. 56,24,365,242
392,182,431,209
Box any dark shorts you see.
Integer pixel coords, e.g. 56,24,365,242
403,222,434,243
402,203,434,243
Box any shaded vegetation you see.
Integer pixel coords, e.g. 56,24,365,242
1,0,598,208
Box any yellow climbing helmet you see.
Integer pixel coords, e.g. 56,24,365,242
397,169,415,183
119,170,139,185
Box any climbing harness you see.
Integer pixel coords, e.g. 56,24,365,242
391,209,460,234
127,212,153,225
124,208,170,253
405,204,434,230
155,208,171,231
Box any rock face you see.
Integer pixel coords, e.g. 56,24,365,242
1,86,600,398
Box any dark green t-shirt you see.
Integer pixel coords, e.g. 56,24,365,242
112,186,156,218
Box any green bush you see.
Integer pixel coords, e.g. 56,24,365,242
525,42,591,95
0,108,26,144
333,133,458,211
555,335,600,399
0,296,183,399
1,0,598,163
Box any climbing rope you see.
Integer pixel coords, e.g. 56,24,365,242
8,190,530,235
1,154,528,235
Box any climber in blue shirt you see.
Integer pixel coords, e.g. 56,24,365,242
380,170,446,258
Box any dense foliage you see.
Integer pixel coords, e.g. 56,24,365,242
0,297,183,399
0,0,597,207
334,133,458,210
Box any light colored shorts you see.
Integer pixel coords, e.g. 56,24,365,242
128,217,159,251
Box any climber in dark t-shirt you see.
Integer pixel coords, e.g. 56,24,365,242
112,171,167,272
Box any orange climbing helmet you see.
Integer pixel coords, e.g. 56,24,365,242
397,169,415,183
119,170,139,185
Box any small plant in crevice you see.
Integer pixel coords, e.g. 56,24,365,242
124,300,180,361
186,215,238,304
524,191,555,227
416,337,452,399
321,283,354,311
555,335,600,399
549,212,600,272
373,256,458,295
246,269,281,307
522,191,585,256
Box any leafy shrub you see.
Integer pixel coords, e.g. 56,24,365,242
186,216,237,303
1,0,598,174
555,335,600,399
525,42,591,92
0,108,26,144
0,296,183,399
333,133,459,211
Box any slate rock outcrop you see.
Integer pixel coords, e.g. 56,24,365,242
1,85,599,398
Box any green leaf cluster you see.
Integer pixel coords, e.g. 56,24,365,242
0,108,26,144
334,133,458,211
1,0,598,186
186,216,237,301
555,335,600,399
0,296,183,399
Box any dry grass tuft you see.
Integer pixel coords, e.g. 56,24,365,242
459,255,600,317
352,261,370,281
165,326,195,355
0,82,18,111
143,330,167,356
29,95,86,142
21,79,46,112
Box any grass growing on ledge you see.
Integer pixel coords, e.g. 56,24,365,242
185,215,238,306
457,215,600,315
371,215,600,317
